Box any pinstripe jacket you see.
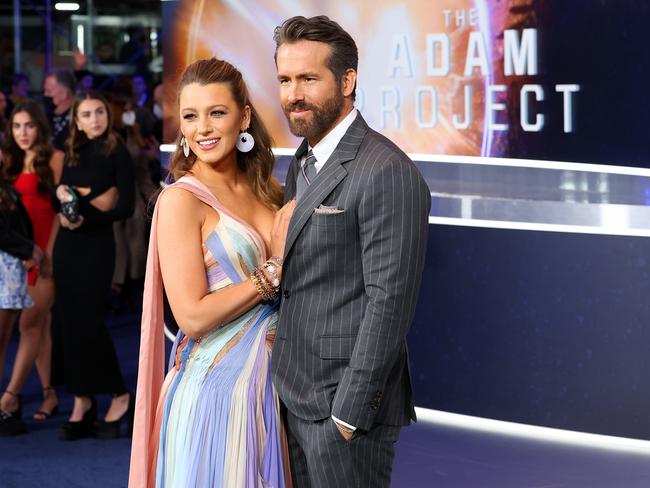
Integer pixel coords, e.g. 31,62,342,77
272,114,431,431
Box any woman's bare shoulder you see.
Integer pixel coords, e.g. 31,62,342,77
157,186,203,220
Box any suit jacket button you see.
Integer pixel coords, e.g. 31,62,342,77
283,290,291,299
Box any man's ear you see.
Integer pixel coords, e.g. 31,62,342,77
341,68,357,98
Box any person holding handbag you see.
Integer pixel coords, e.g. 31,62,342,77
52,91,135,441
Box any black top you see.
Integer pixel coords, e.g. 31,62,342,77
0,180,35,260
49,111,70,152
54,136,135,228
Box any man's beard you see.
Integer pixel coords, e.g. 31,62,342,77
283,90,345,141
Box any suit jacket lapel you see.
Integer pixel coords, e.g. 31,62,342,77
284,114,369,259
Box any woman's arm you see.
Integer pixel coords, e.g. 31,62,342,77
40,150,64,277
66,144,135,228
21,244,43,271
157,188,262,340
72,185,118,212
50,150,64,185
88,186,118,211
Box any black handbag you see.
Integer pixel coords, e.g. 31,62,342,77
60,187,80,223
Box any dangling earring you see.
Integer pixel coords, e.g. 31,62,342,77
236,130,255,153
181,136,190,157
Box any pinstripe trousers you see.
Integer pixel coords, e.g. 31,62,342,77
286,410,401,488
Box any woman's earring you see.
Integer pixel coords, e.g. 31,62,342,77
181,136,190,157
236,131,254,153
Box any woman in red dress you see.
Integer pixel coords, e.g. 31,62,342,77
0,101,63,434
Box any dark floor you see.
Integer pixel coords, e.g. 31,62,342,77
1,309,649,487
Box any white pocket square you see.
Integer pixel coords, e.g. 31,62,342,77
314,205,345,215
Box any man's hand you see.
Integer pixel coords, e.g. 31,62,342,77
73,48,88,69
333,418,354,441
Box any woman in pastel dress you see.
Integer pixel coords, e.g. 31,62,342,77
129,58,295,487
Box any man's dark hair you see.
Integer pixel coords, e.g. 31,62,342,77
274,15,358,99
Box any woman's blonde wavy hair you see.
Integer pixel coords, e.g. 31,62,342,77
169,58,283,210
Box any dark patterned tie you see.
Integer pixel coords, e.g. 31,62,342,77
295,150,318,200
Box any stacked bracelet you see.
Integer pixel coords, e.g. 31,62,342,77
250,268,277,301
250,256,284,301
250,270,272,301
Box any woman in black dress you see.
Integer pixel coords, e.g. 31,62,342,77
52,91,135,440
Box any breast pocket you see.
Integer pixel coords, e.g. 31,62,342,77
310,211,346,229
319,334,356,359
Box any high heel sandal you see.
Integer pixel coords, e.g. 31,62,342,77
33,386,59,420
95,393,135,440
0,390,26,437
59,396,96,441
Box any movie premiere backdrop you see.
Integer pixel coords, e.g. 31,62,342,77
162,0,650,167
162,0,650,440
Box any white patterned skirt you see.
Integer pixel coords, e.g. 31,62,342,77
0,250,33,310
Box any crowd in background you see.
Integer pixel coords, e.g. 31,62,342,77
0,67,163,439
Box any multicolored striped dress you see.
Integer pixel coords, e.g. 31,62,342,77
129,176,291,488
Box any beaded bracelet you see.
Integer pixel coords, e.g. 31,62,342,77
250,271,269,300
251,268,277,301
254,268,272,298
252,270,267,298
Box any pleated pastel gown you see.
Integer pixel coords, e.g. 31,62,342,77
129,176,291,488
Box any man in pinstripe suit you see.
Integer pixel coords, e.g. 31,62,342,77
272,16,431,487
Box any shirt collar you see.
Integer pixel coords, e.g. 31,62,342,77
305,108,358,169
